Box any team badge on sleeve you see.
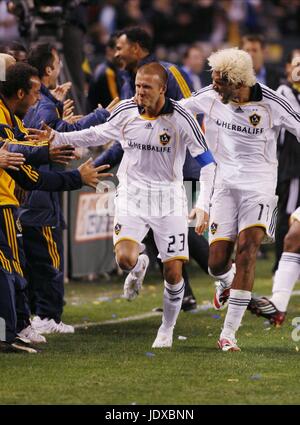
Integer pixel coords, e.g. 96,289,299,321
210,222,218,235
114,223,122,235
249,113,261,127
159,132,171,146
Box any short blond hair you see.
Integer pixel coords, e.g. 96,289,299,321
208,48,256,87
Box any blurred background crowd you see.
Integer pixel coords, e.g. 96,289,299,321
1,1,300,94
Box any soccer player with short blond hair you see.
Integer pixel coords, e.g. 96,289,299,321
33,62,215,348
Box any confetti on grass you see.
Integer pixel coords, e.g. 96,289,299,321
145,352,155,358
250,374,262,380
178,336,187,341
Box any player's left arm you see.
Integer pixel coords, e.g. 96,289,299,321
178,106,216,234
268,91,300,140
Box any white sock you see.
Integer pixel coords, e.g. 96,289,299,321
270,252,300,312
209,263,236,288
160,279,185,333
130,254,148,277
220,289,251,341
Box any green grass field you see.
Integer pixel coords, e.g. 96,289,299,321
1,257,300,405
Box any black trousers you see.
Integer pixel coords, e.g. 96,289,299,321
0,207,30,341
22,226,64,323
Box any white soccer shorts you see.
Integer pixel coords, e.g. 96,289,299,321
290,207,300,224
208,188,278,245
113,182,189,262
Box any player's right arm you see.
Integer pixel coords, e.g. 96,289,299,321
27,100,136,149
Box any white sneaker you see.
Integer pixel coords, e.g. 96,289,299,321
217,337,241,352
31,316,75,334
18,325,47,344
152,327,173,348
123,254,149,301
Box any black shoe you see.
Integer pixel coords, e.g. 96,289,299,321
181,295,197,311
0,337,40,354
247,296,286,326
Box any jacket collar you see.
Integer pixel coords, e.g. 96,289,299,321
41,84,64,110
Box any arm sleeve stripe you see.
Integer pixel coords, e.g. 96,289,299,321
192,85,214,97
107,103,137,122
172,102,208,151
105,68,119,99
262,88,300,123
0,249,12,273
194,150,215,167
22,164,39,180
5,128,14,139
23,164,39,180
108,99,135,117
169,65,191,98
20,165,39,182
7,140,49,146
173,102,208,150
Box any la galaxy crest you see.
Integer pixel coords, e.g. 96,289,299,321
249,113,261,127
210,222,218,235
114,223,122,235
159,131,171,146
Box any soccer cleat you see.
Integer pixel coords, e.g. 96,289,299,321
213,281,231,310
152,328,173,348
247,296,286,326
0,337,40,354
31,316,75,334
123,254,149,301
18,325,47,344
181,295,197,311
217,337,241,352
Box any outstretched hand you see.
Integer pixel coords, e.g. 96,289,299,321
25,122,55,144
0,142,25,170
49,145,76,165
51,82,72,102
78,158,113,189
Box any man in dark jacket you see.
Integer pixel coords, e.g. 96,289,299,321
0,61,109,352
88,34,123,110
22,43,115,334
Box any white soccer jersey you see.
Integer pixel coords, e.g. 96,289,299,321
180,83,300,195
52,98,212,187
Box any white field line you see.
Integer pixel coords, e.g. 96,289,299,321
74,311,162,329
